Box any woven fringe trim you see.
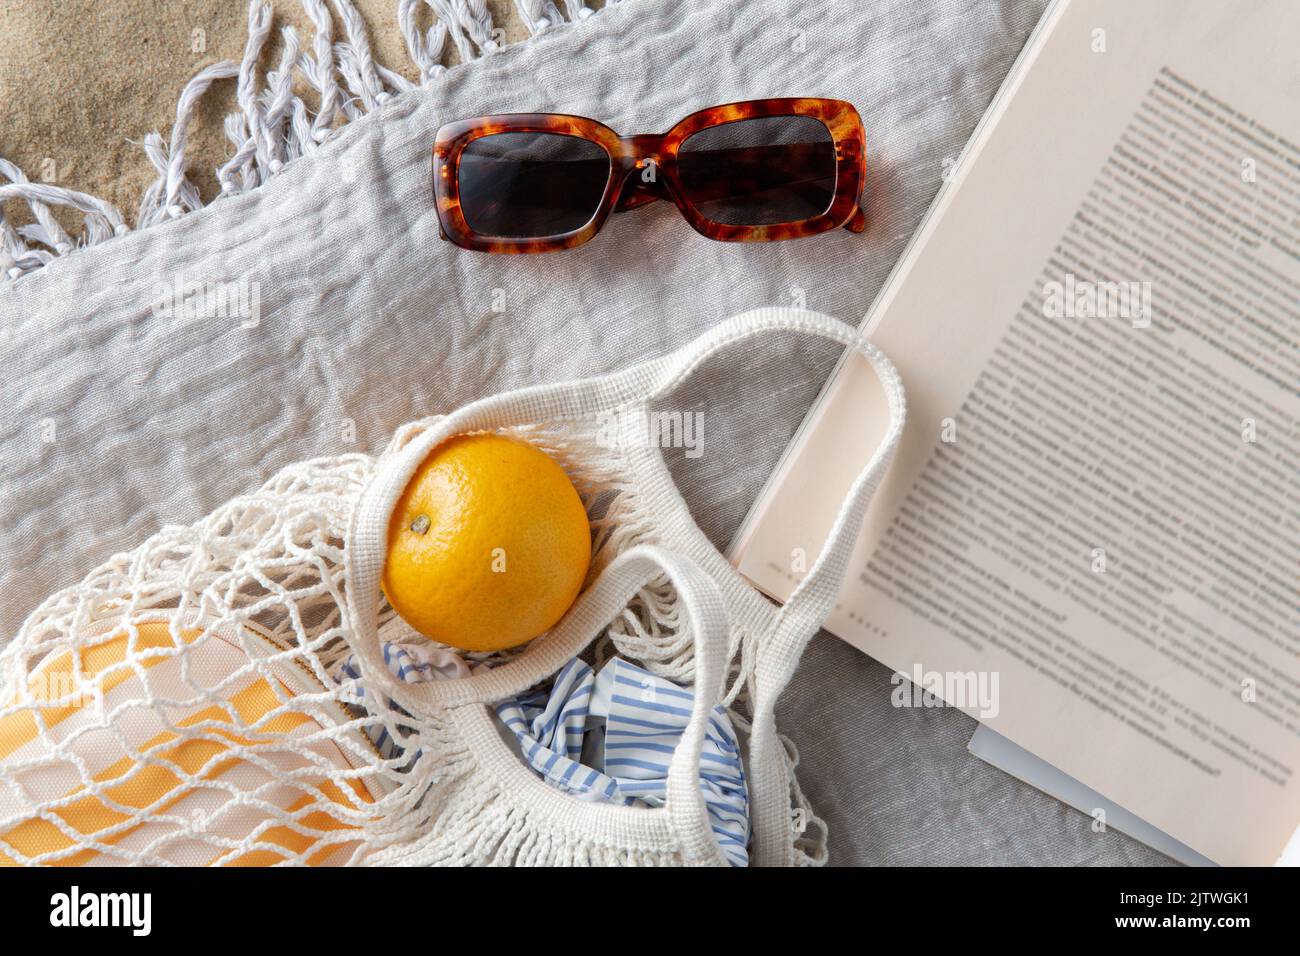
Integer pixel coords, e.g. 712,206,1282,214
0,0,628,284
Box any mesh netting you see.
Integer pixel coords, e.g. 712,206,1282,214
0,415,817,866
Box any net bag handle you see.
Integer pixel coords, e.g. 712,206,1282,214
343,308,900,707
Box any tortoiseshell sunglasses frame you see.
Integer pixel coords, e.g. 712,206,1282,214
432,97,867,253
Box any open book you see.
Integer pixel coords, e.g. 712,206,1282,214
731,0,1300,867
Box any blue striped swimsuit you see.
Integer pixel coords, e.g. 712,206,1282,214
494,657,750,866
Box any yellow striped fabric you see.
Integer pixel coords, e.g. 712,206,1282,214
0,621,376,866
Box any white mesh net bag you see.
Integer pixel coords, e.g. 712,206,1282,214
0,308,904,866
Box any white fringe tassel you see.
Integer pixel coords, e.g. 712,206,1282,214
0,0,613,284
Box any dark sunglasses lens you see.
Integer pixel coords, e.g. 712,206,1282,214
677,115,836,226
457,132,610,239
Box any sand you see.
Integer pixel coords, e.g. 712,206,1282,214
0,0,532,224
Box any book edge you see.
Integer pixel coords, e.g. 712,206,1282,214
725,0,1073,567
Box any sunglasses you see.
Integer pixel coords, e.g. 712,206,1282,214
432,98,866,253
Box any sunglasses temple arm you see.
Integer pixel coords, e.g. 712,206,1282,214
842,203,866,232
616,189,864,233
614,188,662,213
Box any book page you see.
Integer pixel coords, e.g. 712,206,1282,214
734,0,1300,866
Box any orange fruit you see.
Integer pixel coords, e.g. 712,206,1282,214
381,433,591,652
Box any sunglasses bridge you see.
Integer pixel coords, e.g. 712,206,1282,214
613,134,672,213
